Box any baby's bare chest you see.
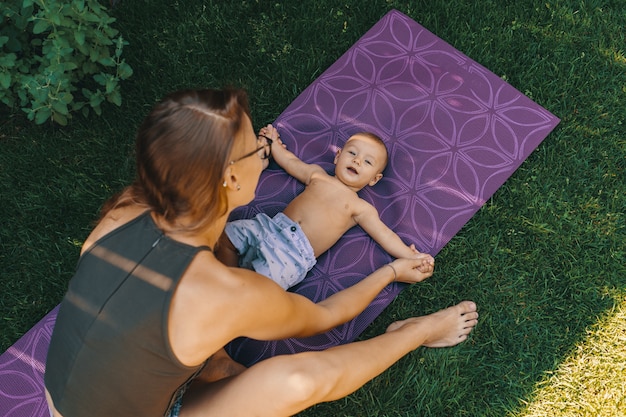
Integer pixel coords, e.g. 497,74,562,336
309,180,360,209
286,181,362,247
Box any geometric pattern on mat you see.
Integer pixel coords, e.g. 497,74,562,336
0,306,58,417
0,10,559,414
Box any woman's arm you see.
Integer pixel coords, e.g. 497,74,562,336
170,251,433,366
235,257,433,342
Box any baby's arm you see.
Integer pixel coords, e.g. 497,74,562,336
261,125,325,185
355,202,434,271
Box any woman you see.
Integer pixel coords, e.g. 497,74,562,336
44,88,478,417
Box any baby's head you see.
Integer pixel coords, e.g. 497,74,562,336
334,132,389,191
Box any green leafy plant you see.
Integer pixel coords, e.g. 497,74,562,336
0,0,132,125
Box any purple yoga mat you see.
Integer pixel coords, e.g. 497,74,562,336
225,9,559,366
0,9,559,415
0,306,58,417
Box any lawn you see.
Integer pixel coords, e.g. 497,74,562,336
1,1,624,416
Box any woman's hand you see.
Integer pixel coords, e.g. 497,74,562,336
387,255,435,284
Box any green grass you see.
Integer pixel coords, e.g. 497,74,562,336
1,1,624,416
519,294,626,417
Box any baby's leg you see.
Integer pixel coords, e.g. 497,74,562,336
215,232,239,267
195,348,247,384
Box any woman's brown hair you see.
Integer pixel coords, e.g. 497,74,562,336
101,88,251,232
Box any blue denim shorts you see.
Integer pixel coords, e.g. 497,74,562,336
166,395,183,417
225,212,316,289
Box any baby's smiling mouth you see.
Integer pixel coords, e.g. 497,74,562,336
347,167,358,174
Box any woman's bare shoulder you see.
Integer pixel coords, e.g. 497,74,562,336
178,254,282,316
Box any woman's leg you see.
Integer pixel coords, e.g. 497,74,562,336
180,301,478,417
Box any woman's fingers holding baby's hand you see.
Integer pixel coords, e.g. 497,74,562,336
390,258,434,284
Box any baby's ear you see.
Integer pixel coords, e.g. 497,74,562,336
333,148,342,164
369,172,383,186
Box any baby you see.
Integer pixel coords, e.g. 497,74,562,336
218,125,434,289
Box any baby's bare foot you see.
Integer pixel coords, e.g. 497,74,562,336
386,301,478,348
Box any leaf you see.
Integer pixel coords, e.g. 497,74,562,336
22,107,35,121
82,12,100,23
63,62,78,71
0,93,15,107
71,100,84,111
105,77,117,94
49,10,62,26
87,44,98,62
117,62,133,79
0,53,17,67
107,89,122,106
32,19,50,35
4,29,24,52
89,90,104,108
73,0,85,13
59,91,74,104
13,10,31,31
74,30,85,46
52,99,68,115
115,39,124,58
0,72,11,89
93,73,106,85
34,107,52,124
17,89,29,105
98,57,115,67
52,111,68,125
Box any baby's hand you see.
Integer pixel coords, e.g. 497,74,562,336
410,248,435,273
388,256,434,284
259,124,288,165
259,124,284,145
409,243,420,255
415,256,435,273
408,244,434,272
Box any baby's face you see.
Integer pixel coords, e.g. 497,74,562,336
334,134,387,190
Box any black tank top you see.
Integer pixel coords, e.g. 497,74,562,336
45,211,212,417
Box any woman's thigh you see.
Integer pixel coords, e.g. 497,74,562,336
179,353,322,417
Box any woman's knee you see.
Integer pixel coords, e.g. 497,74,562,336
275,353,337,406
283,368,318,404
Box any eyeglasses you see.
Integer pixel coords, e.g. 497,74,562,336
229,135,273,165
